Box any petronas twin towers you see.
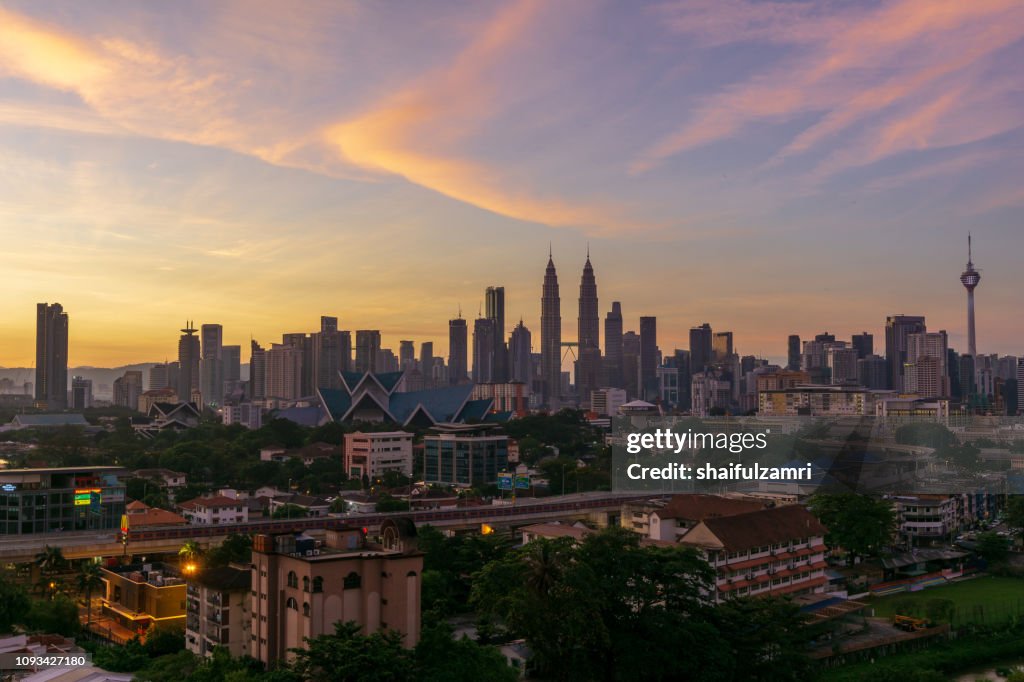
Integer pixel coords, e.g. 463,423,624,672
540,248,601,407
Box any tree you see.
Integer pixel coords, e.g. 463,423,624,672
25,595,80,636
76,562,104,627
290,621,416,682
471,527,733,681
0,575,30,634
713,597,816,682
807,494,894,562
272,504,308,519
376,494,410,512
414,621,518,682
206,534,253,569
179,540,204,563
1006,496,1024,539
34,545,67,576
976,531,1009,562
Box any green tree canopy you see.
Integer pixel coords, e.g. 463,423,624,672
807,493,895,562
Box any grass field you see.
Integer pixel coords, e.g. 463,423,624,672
870,576,1024,626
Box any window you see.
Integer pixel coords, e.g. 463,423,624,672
302,602,310,616
303,576,310,592
286,597,297,610
312,577,323,593
343,572,361,590
287,571,298,588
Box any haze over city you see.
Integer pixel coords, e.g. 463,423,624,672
1,0,1022,366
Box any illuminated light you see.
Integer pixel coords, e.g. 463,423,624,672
481,524,494,535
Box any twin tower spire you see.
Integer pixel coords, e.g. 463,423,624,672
540,248,600,406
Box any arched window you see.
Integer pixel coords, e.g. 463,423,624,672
312,576,323,593
287,571,298,588
343,572,361,590
286,597,297,610
302,602,310,617
302,576,310,592
406,571,417,577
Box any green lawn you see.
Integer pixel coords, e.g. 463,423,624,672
870,576,1024,626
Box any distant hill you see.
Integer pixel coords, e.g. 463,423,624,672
0,363,251,400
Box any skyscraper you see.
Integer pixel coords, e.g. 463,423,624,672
960,234,981,357
509,320,533,384
639,316,658,401
250,340,266,399
712,332,733,362
885,315,926,391
355,330,381,373
689,323,713,374
604,302,624,389
906,331,950,397
312,316,346,391
622,331,640,398
787,335,801,371
485,287,508,382
851,332,873,359
35,302,68,409
113,370,143,410
178,321,200,404
399,340,416,370
71,376,92,410
448,316,468,385
200,324,223,407
541,249,561,406
420,342,434,373
576,252,601,404
472,318,495,383
221,345,241,398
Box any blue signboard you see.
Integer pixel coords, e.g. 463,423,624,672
497,474,513,491
514,475,530,490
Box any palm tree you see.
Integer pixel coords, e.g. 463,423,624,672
76,562,104,627
178,540,202,561
524,540,563,597
34,545,66,577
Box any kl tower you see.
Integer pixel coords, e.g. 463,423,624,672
960,234,981,357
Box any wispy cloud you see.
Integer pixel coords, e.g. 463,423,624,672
634,0,1024,175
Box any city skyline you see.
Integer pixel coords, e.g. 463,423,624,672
1,1,1022,366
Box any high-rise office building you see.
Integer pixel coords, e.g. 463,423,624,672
200,324,223,407
265,343,304,400
71,376,92,410
639,316,658,401
885,315,927,391
576,253,601,403
827,347,859,385
420,342,434,373
178,321,200,404
540,250,561,406
712,332,733,362
355,330,381,374
960,234,981,357
448,317,468,385
852,332,873,359
906,330,949,397
857,355,888,390
689,323,713,374
485,287,507,382
622,331,640,399
508,320,533,384
250,340,267,400
149,362,179,394
604,302,624,389
282,333,314,397
399,341,416,370
787,334,801,371
472,318,495,383
35,302,69,409
113,370,143,410
221,345,241,397
312,317,346,391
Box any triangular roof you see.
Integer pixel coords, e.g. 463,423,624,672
680,505,827,553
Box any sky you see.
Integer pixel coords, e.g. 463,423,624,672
0,0,1021,368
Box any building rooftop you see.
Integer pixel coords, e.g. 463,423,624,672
654,494,767,522
190,565,251,592
685,505,827,552
178,495,243,510
10,414,89,427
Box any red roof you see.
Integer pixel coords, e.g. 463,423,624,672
179,495,240,510
696,505,827,553
654,494,766,522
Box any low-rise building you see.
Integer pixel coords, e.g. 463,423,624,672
269,493,331,518
178,495,249,525
223,403,263,430
100,562,186,637
678,504,829,602
132,468,187,489
124,500,189,528
422,426,508,487
344,432,414,479
185,564,251,659
759,386,896,416
621,494,768,542
250,525,423,667
0,466,126,535
891,494,959,543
